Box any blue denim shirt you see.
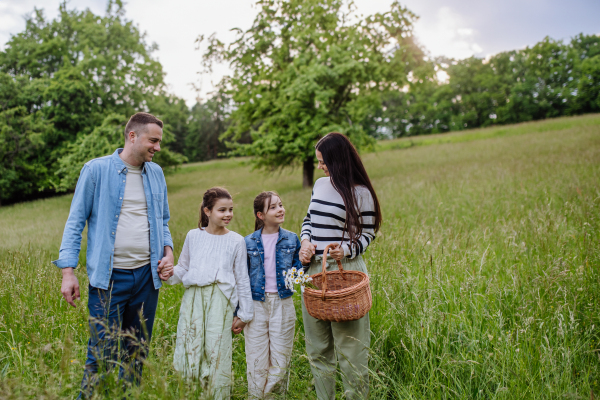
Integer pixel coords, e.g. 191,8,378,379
244,228,302,301
52,149,174,290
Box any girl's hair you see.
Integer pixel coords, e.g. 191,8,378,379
315,132,382,245
253,191,280,231
199,187,232,228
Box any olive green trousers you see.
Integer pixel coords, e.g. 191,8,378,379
301,255,370,400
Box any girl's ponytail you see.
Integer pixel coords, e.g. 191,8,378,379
198,187,232,228
253,191,280,231
199,200,210,228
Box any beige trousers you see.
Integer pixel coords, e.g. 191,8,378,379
244,293,296,399
173,284,233,400
302,255,370,400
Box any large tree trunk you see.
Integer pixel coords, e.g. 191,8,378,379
302,159,314,188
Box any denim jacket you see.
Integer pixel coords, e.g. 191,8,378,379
244,228,302,301
52,149,174,290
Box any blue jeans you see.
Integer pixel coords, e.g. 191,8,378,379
79,264,159,398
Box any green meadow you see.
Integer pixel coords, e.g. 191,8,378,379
1,114,599,399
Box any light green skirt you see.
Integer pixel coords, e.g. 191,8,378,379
174,284,233,399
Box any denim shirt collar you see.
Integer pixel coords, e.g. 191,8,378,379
111,148,147,175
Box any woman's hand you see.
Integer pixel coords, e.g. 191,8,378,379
327,243,344,261
232,316,246,335
300,239,316,265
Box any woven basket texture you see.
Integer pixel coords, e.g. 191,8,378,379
303,244,372,322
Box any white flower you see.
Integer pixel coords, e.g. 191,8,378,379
291,267,297,273
283,270,287,276
294,278,300,284
298,270,304,276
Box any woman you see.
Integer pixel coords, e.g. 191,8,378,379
299,132,382,400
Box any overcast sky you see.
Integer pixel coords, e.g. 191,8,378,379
1,0,599,105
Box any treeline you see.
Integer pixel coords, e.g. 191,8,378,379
365,34,600,137
1,1,599,204
0,3,228,205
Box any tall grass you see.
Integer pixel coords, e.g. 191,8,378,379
0,115,599,398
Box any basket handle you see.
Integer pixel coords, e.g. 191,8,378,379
320,243,346,300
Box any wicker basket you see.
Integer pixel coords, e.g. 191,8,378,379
303,244,372,322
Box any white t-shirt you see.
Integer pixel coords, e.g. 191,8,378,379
113,161,151,269
261,232,279,293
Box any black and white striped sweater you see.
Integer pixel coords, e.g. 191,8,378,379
301,177,376,259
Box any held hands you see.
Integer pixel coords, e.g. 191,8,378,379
231,316,246,335
158,246,175,281
299,239,316,265
61,268,80,307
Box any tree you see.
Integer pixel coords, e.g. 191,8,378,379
148,94,191,155
0,1,184,203
575,55,600,112
185,91,232,162
202,0,418,187
0,106,52,205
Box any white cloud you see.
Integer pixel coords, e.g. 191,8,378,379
413,6,483,60
0,0,257,105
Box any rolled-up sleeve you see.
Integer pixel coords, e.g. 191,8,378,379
52,165,95,269
233,241,254,323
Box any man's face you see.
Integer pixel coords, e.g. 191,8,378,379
128,124,163,164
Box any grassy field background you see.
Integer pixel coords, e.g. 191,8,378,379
0,114,599,399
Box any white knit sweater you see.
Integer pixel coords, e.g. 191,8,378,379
168,229,254,323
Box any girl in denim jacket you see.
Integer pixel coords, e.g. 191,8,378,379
234,191,302,399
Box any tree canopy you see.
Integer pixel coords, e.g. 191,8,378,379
203,0,425,186
0,1,185,204
1,0,599,204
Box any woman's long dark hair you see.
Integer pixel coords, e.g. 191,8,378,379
315,133,382,245
199,187,232,228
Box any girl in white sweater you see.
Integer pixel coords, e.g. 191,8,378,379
168,187,253,399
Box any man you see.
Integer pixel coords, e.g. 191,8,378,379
53,112,175,397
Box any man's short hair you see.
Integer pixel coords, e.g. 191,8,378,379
124,112,163,139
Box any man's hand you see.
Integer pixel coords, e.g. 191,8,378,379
300,239,316,265
327,243,344,261
61,268,80,307
158,246,174,281
232,316,246,335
